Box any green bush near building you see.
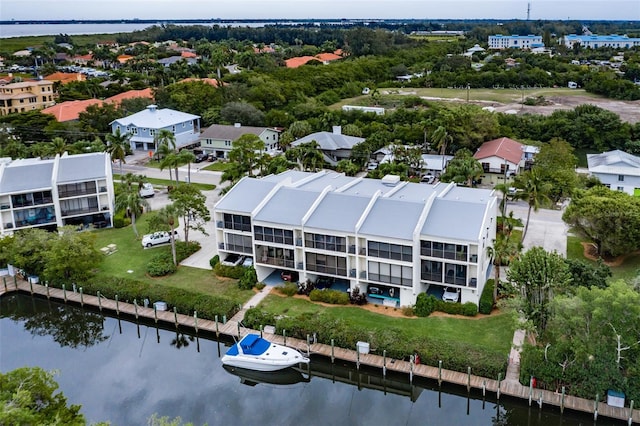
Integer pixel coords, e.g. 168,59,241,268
309,289,350,305
479,279,495,314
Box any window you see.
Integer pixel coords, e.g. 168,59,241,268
132,127,138,135
304,232,346,252
444,263,467,286
368,241,412,262
617,186,624,192
421,240,467,261
421,260,442,282
172,125,176,132
149,129,155,136
223,213,251,231
618,175,625,182
254,226,293,245
225,233,252,254
306,252,347,276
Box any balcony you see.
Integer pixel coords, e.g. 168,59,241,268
470,254,478,263
359,271,367,279
58,188,97,198
259,255,294,268
349,269,356,278
445,275,467,286
297,262,304,270
296,238,303,247
359,247,366,256
348,245,356,254
61,206,99,217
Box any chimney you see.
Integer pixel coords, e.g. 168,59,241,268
147,104,158,112
234,123,241,128
332,125,342,135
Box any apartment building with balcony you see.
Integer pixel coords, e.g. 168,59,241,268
0,80,56,116
0,152,115,235
213,171,497,307
488,34,544,50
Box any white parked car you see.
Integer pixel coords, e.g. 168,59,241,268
442,287,460,303
141,231,177,248
139,183,155,198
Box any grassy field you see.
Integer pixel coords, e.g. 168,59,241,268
259,294,516,353
333,87,595,109
113,174,215,191
91,214,252,302
0,34,123,52
201,161,233,172
567,235,640,282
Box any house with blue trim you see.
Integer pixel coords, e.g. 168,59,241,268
110,105,201,152
488,34,544,50
563,34,640,49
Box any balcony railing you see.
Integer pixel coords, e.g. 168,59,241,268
445,275,467,286
297,262,304,270
359,271,367,279
218,242,225,250
226,244,252,254
258,256,294,268
58,188,97,198
61,206,99,217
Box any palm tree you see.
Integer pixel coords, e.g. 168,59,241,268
115,174,150,238
160,152,180,185
157,204,179,266
440,148,483,187
105,128,131,175
431,125,453,171
48,137,70,157
512,169,552,243
486,233,521,302
155,130,179,182
176,150,196,183
494,183,510,218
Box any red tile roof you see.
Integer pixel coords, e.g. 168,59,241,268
474,137,524,165
285,56,318,68
316,52,342,62
41,99,103,122
117,55,134,64
44,72,86,85
105,88,154,105
181,51,197,58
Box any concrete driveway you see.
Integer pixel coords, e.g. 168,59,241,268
506,200,568,256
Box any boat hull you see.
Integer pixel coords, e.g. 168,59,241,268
222,335,310,372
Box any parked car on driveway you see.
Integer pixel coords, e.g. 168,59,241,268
442,287,460,302
139,183,155,198
141,230,178,248
281,270,299,282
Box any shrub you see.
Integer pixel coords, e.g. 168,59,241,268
113,212,126,228
255,282,266,291
209,255,220,268
175,241,200,262
238,267,257,290
213,262,245,279
401,306,415,317
462,302,478,317
243,307,277,329
414,293,437,317
479,279,495,314
309,289,349,305
277,282,298,297
146,254,177,277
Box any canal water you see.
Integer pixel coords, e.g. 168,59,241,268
0,294,617,425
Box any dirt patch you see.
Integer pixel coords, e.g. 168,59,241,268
580,242,635,267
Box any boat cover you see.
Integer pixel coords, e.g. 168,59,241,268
239,334,271,355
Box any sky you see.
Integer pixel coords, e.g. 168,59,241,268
2,0,639,21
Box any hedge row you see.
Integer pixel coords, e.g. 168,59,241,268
479,279,495,315
243,308,506,378
52,276,240,320
415,293,478,317
213,262,245,279
146,241,202,277
309,289,350,305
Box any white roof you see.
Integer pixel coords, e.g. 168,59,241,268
111,105,199,129
587,150,640,177
291,131,364,151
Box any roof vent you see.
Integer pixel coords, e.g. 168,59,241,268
146,104,157,112
381,175,401,186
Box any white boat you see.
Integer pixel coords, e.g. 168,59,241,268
221,334,310,372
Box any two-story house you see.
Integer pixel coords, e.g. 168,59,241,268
0,152,115,235
199,123,281,159
213,171,497,308
587,150,640,196
110,105,200,152
0,80,55,116
291,127,365,166
474,137,529,186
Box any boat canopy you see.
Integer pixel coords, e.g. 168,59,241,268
239,334,271,355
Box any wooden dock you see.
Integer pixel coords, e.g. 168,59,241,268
2,278,638,424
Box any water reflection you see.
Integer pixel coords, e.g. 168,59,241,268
2,294,107,348
0,294,610,426
222,365,310,387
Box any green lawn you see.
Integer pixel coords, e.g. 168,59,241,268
113,174,215,191
567,235,640,282
91,215,252,302
202,162,233,172
332,87,595,109
258,294,516,353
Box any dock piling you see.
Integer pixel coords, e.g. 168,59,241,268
97,291,101,311
3,276,6,292
260,325,263,338
331,339,335,363
115,295,119,315
594,394,599,421
222,315,226,324
482,380,486,397
629,400,634,426
497,373,502,400
538,391,543,409
438,360,442,385
561,386,565,413
194,311,198,333
173,307,178,328
356,348,360,370
215,315,219,337
154,305,158,323
63,284,67,302
307,334,310,355
283,330,286,346
45,283,50,300
29,278,33,294
529,376,533,406
467,367,471,392
134,299,138,319
383,350,387,378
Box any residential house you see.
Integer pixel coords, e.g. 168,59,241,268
157,56,197,68
488,34,544,50
110,105,200,152
43,72,87,85
474,137,526,185
178,78,222,88
285,50,343,68
213,170,497,307
373,146,453,177
291,126,364,166
199,123,281,159
0,80,55,116
587,150,640,196
0,152,115,235
41,99,103,122
342,105,385,115
104,88,154,106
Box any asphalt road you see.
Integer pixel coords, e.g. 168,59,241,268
506,200,568,256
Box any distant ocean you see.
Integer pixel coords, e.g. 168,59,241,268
0,21,289,38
